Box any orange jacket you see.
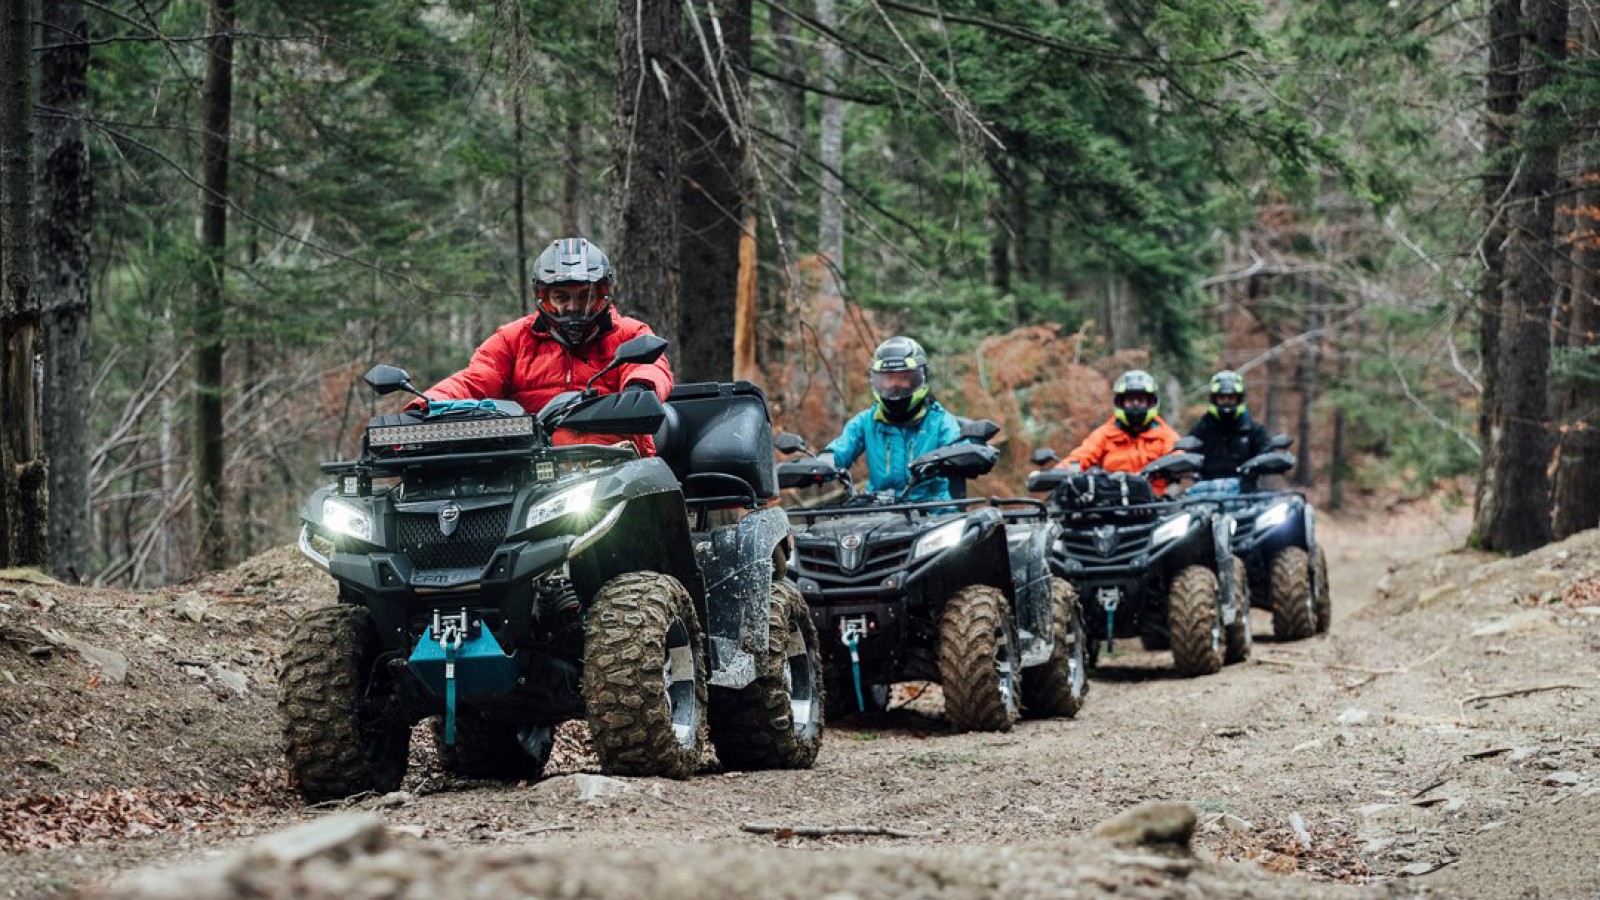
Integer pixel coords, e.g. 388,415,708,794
1059,416,1180,487
420,308,674,455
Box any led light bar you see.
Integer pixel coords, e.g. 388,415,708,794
369,416,535,446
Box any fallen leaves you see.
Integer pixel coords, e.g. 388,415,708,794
0,787,245,851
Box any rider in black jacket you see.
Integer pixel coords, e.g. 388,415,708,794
1189,370,1271,480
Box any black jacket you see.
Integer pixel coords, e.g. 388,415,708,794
1189,410,1271,480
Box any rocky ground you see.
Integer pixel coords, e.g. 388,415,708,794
2,501,1598,898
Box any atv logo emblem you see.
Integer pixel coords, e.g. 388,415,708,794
438,503,461,537
838,533,864,571
1092,525,1117,557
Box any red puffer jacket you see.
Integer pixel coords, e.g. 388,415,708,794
418,308,674,455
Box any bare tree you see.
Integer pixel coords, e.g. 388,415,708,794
816,0,845,276
0,0,48,568
193,0,234,571
612,0,683,350
38,0,91,581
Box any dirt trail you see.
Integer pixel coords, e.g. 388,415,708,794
4,506,1599,898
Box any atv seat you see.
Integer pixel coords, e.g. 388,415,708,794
654,381,778,508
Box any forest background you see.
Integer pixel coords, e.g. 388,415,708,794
0,0,1596,587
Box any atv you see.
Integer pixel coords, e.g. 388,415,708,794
774,435,1029,731
280,335,821,801
1026,447,1250,677
1183,435,1329,640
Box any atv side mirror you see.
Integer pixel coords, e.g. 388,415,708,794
584,335,670,394
773,432,810,456
908,443,998,482
1240,449,1295,477
363,364,424,399
1174,435,1203,453
1141,451,1203,480
1269,433,1293,450
958,417,1001,444
1030,448,1060,466
1026,468,1068,493
777,458,839,489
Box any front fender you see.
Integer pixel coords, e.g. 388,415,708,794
698,506,790,689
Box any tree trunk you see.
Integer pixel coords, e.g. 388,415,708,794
764,0,805,365
1472,0,1567,555
1474,0,1523,526
678,0,751,382
193,0,234,572
0,0,48,569
37,0,91,581
816,0,845,279
1295,283,1321,488
561,115,586,237
612,0,682,351
1329,318,1358,510
1553,2,1600,539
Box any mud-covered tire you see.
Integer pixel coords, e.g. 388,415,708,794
709,581,823,770
582,572,706,779
1168,565,1223,677
1313,545,1332,634
1021,578,1089,719
278,605,410,802
1224,555,1253,664
1270,547,1317,641
432,713,550,781
938,585,1020,732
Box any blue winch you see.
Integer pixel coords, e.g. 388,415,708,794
407,610,518,744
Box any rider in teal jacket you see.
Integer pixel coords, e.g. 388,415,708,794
823,337,962,503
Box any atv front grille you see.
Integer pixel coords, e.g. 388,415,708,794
794,537,913,587
1057,521,1156,567
397,506,511,571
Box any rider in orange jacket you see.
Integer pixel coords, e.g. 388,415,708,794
1059,369,1179,490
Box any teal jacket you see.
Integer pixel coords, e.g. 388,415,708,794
825,400,963,502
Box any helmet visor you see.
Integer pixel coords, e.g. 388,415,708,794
537,282,607,321
871,368,926,402
1212,392,1242,408
1115,391,1156,410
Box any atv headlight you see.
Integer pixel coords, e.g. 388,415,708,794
1255,501,1292,532
912,519,966,561
526,480,599,530
321,497,373,542
1151,512,1193,546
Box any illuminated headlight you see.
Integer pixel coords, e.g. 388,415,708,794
368,416,534,446
1255,502,1293,532
1151,513,1193,545
912,519,966,561
321,498,373,542
526,481,599,530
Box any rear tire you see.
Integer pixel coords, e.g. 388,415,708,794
432,712,551,781
278,605,411,802
1168,566,1223,677
1269,548,1317,641
1313,545,1332,634
1021,578,1089,719
938,585,1020,732
582,572,706,779
710,582,823,770
1224,555,1253,664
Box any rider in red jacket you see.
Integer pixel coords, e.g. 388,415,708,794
413,238,674,455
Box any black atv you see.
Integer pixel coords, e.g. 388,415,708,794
1184,435,1329,640
280,336,821,801
953,418,1088,720
1026,447,1250,677
774,436,1029,731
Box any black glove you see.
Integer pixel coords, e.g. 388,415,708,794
623,382,652,393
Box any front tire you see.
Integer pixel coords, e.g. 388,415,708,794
1021,579,1089,719
710,581,823,770
938,585,1021,732
582,572,706,779
1224,555,1253,664
1168,566,1223,677
1269,548,1317,641
278,605,411,802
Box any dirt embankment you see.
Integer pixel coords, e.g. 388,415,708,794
2,508,1598,898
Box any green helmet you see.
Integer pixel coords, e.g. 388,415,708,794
1112,369,1159,432
870,336,931,423
1208,370,1246,423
